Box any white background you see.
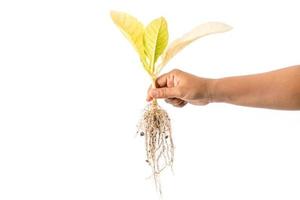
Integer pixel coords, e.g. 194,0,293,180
1,0,300,199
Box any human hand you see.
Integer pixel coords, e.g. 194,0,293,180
146,69,214,107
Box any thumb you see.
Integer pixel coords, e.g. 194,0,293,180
149,87,178,99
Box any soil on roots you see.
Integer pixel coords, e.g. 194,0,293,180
137,103,174,194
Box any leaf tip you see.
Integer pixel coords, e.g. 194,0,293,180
110,10,117,21
213,22,233,32
160,16,167,21
223,23,233,32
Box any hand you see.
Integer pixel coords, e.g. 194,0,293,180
146,69,214,107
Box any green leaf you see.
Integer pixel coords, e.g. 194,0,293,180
110,11,148,70
144,17,169,74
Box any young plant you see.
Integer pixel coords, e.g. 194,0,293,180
110,10,232,194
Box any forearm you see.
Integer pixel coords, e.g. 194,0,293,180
209,65,300,110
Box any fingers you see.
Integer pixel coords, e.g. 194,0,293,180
146,69,180,101
176,101,187,107
165,98,182,104
148,87,179,99
155,72,169,88
165,98,187,107
146,77,176,101
146,73,169,101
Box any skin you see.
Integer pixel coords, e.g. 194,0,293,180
146,65,300,110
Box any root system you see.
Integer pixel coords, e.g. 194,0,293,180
137,101,174,194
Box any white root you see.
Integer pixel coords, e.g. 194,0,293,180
137,103,174,195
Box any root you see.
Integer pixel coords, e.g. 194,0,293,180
137,102,174,195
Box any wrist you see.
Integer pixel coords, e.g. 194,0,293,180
206,78,223,103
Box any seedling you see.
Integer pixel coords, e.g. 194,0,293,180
110,11,232,195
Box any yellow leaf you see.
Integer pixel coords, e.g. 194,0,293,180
144,17,169,74
110,11,148,69
157,22,232,74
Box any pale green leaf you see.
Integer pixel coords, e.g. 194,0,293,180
110,11,148,70
144,17,169,74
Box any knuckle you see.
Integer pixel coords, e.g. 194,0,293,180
171,68,181,74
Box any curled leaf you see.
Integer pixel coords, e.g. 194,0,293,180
157,22,232,74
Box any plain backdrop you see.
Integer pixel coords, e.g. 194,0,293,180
0,0,300,199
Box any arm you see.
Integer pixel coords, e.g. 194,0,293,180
147,66,300,110
211,65,300,110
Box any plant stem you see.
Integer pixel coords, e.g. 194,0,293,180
151,77,158,106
